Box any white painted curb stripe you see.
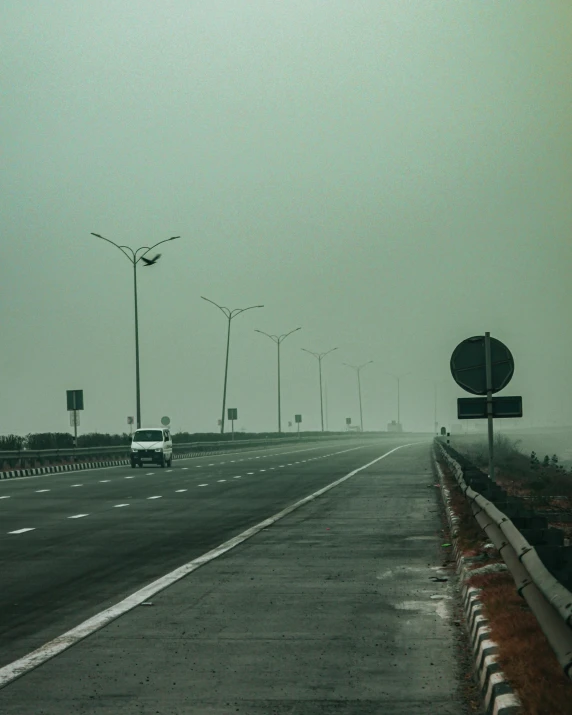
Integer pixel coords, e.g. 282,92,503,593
0,442,417,689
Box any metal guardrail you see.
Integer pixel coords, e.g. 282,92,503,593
0,433,371,466
436,440,572,679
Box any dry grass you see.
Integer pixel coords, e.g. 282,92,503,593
467,571,572,715
438,457,572,715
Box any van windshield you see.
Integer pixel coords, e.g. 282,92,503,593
133,430,163,442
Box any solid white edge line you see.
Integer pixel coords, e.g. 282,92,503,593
0,441,422,689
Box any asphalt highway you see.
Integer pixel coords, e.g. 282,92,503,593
0,437,423,668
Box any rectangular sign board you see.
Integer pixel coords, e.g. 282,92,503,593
66,390,84,411
457,395,523,419
294,414,302,423
227,408,238,421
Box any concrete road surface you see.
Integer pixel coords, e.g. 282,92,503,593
0,437,477,714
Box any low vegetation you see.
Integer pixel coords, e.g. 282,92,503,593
0,429,354,452
437,453,572,715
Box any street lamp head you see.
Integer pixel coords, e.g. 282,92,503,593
90,232,103,239
168,236,180,241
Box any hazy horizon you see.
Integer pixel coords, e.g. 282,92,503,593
2,2,571,436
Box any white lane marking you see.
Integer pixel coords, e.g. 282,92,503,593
279,465,285,468
182,468,188,470
125,476,134,479
269,467,275,470
247,472,254,475
220,462,226,464
198,484,208,487
114,504,130,508
0,442,419,689
196,466,202,468
99,480,110,483
68,514,88,519
71,484,83,487
0,496,10,499
175,489,187,493
208,464,214,466
166,470,173,473
233,476,241,479
147,496,162,500
9,528,35,534
36,490,50,493
230,460,235,463
217,479,226,483
146,472,155,475
0,441,366,484
259,469,266,472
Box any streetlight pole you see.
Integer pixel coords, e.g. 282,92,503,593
91,232,180,429
343,362,373,432
255,327,301,433
386,372,411,431
301,348,337,431
202,297,264,434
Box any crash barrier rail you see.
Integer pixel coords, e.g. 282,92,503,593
0,432,387,470
435,439,572,680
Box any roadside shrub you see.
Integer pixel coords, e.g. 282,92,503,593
0,434,26,450
77,432,131,447
26,432,75,449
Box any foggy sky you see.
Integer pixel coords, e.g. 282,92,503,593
1,1,571,436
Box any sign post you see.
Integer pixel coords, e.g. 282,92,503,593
484,332,495,482
227,408,238,440
450,334,521,482
295,414,302,437
66,390,84,448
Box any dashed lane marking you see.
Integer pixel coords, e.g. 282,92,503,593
68,514,89,519
9,528,35,534
114,504,129,508
175,489,187,493
147,496,162,500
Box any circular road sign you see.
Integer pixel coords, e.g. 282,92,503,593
450,336,514,395
160,416,170,426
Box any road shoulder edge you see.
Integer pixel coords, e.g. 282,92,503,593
433,448,522,715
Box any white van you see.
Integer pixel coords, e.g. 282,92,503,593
130,428,173,468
